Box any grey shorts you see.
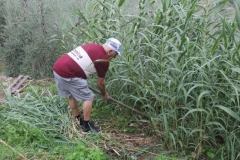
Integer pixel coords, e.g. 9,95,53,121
53,71,94,101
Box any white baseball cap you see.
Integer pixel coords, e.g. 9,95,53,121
105,38,122,55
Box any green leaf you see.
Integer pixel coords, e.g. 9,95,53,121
96,0,110,11
215,105,240,122
161,0,170,12
197,90,210,108
183,108,208,119
184,0,198,28
207,152,215,158
234,1,240,30
118,0,125,7
75,9,89,25
209,1,226,14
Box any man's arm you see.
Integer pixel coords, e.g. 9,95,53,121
97,77,110,99
97,77,106,96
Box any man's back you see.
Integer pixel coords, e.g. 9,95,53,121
53,43,109,79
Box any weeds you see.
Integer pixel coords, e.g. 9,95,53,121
0,85,166,159
0,86,108,159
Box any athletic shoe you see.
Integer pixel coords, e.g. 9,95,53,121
82,122,100,134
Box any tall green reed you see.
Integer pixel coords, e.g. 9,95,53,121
51,0,239,159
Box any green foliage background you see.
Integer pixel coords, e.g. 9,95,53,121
0,0,240,159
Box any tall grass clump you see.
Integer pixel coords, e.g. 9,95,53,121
1,86,72,141
0,86,108,159
64,0,240,159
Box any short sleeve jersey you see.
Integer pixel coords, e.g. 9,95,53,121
53,43,109,79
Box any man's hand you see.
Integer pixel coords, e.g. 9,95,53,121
102,92,110,100
97,77,110,100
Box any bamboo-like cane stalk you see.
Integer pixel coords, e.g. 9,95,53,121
0,139,26,160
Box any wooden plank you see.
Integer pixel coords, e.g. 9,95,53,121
8,75,24,89
11,76,29,94
14,79,33,95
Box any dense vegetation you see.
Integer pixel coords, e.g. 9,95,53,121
0,0,240,159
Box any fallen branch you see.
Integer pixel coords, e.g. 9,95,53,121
0,139,26,160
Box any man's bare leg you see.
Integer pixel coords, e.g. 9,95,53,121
81,98,100,133
82,99,94,121
69,95,80,117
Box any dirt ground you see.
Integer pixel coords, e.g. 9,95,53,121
105,132,162,159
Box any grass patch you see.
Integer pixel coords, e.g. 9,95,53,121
0,84,163,159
